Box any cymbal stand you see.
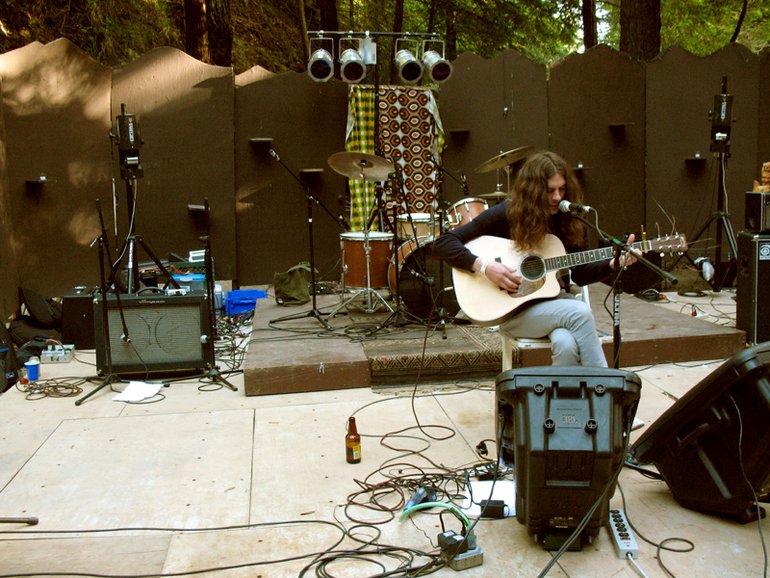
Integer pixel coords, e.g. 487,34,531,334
329,163,393,317
268,148,346,330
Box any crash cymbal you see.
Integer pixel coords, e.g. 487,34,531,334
328,151,394,181
479,190,508,200
474,145,534,174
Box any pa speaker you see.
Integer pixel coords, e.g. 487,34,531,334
736,231,770,344
496,366,641,550
94,292,214,375
631,342,770,523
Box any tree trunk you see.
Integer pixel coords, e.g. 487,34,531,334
319,0,339,31
582,0,597,49
184,0,209,62
299,0,309,59
207,0,232,66
620,0,661,61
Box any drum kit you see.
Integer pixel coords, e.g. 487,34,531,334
325,145,533,324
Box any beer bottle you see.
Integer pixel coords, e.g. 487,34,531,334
346,416,361,464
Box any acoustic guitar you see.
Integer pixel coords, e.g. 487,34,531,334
452,233,687,325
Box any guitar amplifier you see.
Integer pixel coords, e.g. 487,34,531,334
94,292,214,375
736,231,770,344
745,191,770,233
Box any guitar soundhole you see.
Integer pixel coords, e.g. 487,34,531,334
520,255,545,281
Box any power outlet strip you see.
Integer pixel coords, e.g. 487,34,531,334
608,508,638,559
40,344,74,363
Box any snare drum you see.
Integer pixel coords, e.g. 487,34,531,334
340,231,393,289
388,237,459,319
396,212,437,239
446,198,488,229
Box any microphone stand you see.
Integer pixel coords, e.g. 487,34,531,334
268,148,347,330
76,200,126,405
574,210,679,369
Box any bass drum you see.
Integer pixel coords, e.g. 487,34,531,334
388,237,460,320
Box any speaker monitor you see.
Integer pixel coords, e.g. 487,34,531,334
496,366,641,550
631,342,770,523
736,231,770,344
94,292,214,375
61,286,98,349
745,191,770,232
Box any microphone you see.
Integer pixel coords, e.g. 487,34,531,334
408,267,434,286
559,199,592,214
268,148,280,161
460,171,468,195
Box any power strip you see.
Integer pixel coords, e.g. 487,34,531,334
608,508,638,559
40,344,74,363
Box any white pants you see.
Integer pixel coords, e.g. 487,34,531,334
500,293,607,367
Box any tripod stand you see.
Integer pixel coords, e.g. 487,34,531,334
268,148,348,330
671,77,738,292
109,104,178,294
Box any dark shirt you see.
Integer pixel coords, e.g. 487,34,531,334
432,201,613,287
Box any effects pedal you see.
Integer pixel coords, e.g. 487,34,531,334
40,344,75,364
608,508,638,559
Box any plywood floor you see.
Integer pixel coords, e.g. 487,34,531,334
1,287,766,577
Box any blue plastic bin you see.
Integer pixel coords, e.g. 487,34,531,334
225,289,267,315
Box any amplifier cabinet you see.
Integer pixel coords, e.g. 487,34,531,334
745,191,770,233
94,292,214,375
61,286,99,349
736,231,770,345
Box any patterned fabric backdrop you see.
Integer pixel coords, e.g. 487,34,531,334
345,85,445,231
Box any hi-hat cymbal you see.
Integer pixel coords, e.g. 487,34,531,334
474,145,534,174
328,151,394,181
479,190,508,200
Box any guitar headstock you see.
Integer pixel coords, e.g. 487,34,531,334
648,234,688,255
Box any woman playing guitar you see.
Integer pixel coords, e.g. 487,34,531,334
432,150,638,367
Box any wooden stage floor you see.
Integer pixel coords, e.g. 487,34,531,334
242,284,746,396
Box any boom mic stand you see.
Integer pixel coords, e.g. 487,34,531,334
575,210,679,368
268,148,347,330
76,200,127,405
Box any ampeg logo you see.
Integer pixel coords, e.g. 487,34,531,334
759,242,770,261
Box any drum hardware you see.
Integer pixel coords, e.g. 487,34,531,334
327,152,395,316
268,148,348,330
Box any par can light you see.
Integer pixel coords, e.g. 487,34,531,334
308,48,333,82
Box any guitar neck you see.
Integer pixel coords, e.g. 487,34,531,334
543,241,649,272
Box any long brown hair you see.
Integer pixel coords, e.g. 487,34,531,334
506,151,586,251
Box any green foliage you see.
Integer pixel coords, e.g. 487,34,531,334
599,0,770,56
0,0,767,74
0,0,184,64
